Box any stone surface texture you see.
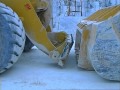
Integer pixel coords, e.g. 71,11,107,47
90,13,120,81
77,12,120,81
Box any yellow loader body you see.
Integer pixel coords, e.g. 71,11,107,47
0,0,73,66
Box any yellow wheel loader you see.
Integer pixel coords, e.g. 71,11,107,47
0,0,73,73
0,0,119,82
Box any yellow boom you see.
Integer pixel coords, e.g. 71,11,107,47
0,0,73,66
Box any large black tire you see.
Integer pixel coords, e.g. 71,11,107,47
0,3,25,73
23,36,34,52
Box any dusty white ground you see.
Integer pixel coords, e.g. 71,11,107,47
0,47,120,90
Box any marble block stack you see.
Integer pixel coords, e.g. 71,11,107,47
75,5,120,81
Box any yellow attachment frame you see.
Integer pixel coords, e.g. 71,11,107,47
78,5,120,30
85,5,120,22
0,0,73,66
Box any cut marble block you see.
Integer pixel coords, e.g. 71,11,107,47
90,13,120,81
75,27,94,70
76,5,120,81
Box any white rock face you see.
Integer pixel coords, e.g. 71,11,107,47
89,12,120,81
77,12,120,81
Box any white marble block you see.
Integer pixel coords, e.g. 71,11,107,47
76,10,120,81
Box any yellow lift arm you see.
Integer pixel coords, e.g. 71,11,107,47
0,0,73,66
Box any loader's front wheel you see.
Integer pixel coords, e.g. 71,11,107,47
0,3,25,73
